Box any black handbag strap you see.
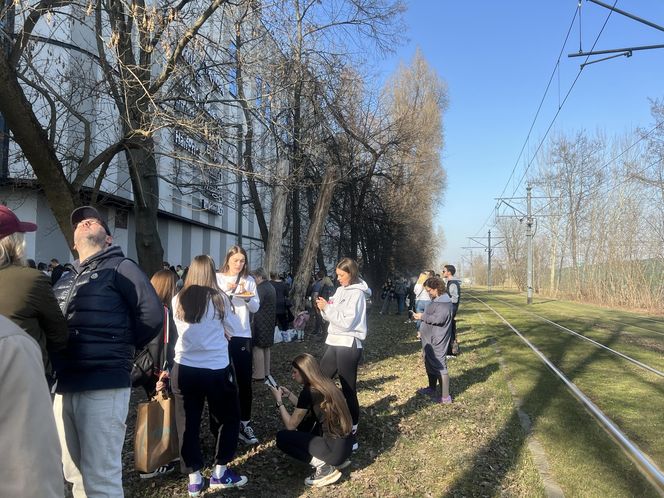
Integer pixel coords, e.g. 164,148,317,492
160,306,169,370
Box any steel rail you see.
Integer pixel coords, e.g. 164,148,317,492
487,295,664,378
469,294,664,495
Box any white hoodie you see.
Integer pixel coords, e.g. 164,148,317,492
322,279,372,348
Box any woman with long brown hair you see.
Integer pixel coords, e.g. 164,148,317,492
269,353,353,487
216,245,260,444
171,255,247,496
315,257,370,451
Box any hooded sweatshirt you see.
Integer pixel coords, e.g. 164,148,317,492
321,279,372,348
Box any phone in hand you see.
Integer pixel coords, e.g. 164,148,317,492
264,374,279,389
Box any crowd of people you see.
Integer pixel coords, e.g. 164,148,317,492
0,203,461,497
0,205,379,497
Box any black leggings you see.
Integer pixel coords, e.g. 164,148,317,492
172,363,240,473
276,430,353,467
319,343,362,425
228,337,253,421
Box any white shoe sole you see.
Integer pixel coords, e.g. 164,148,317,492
210,477,248,489
238,434,259,445
305,469,342,487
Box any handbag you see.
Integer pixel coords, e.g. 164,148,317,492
134,392,179,472
131,306,169,388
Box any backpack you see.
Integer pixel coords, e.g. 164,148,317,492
394,280,407,295
446,280,461,303
293,311,310,330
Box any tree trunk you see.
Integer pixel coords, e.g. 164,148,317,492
291,187,301,272
0,51,78,250
124,140,163,277
264,158,289,275
290,166,339,313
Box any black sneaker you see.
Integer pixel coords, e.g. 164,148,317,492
139,462,176,479
239,422,259,445
304,464,342,487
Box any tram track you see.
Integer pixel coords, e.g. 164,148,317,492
482,294,664,378
467,292,664,494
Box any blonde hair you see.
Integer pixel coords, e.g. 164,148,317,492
150,270,177,307
292,353,352,438
416,270,434,285
0,233,26,269
177,255,227,323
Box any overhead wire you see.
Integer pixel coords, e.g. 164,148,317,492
474,1,619,237
510,0,619,197
473,3,581,237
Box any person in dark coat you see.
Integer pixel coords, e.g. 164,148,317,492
50,258,65,285
52,205,163,497
271,271,290,331
251,268,276,381
0,206,68,383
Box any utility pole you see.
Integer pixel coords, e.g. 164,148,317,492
487,230,492,290
463,232,504,292
526,185,533,304
496,184,555,305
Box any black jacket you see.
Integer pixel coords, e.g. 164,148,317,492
52,245,163,393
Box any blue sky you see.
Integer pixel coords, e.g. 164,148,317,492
377,1,664,272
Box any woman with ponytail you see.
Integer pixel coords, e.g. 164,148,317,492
269,353,353,488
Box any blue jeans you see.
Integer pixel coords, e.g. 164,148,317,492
54,388,131,498
395,294,406,314
415,300,430,330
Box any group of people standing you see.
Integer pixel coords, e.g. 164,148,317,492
0,204,373,497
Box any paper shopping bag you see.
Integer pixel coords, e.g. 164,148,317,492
134,393,179,473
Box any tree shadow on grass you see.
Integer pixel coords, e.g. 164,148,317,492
347,362,500,475
441,301,658,497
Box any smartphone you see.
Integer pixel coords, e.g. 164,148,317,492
264,374,279,389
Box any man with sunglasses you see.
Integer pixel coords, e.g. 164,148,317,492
442,265,461,356
52,206,163,497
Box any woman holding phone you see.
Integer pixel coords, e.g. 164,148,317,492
269,353,353,487
315,257,370,451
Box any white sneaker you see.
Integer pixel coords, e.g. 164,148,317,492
239,422,259,445
304,464,341,487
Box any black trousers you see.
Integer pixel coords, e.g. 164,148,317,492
319,343,362,425
229,337,253,421
276,430,353,467
171,363,240,473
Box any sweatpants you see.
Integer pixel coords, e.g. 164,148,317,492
171,363,240,473
319,343,362,425
276,430,353,467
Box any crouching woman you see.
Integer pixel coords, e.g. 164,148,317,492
269,353,353,488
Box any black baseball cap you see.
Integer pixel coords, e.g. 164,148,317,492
71,206,111,236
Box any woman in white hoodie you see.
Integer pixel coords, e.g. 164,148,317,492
315,257,370,450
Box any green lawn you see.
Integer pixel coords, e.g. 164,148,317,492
118,295,662,497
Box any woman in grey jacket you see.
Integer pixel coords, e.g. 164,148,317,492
316,257,371,450
413,276,454,404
